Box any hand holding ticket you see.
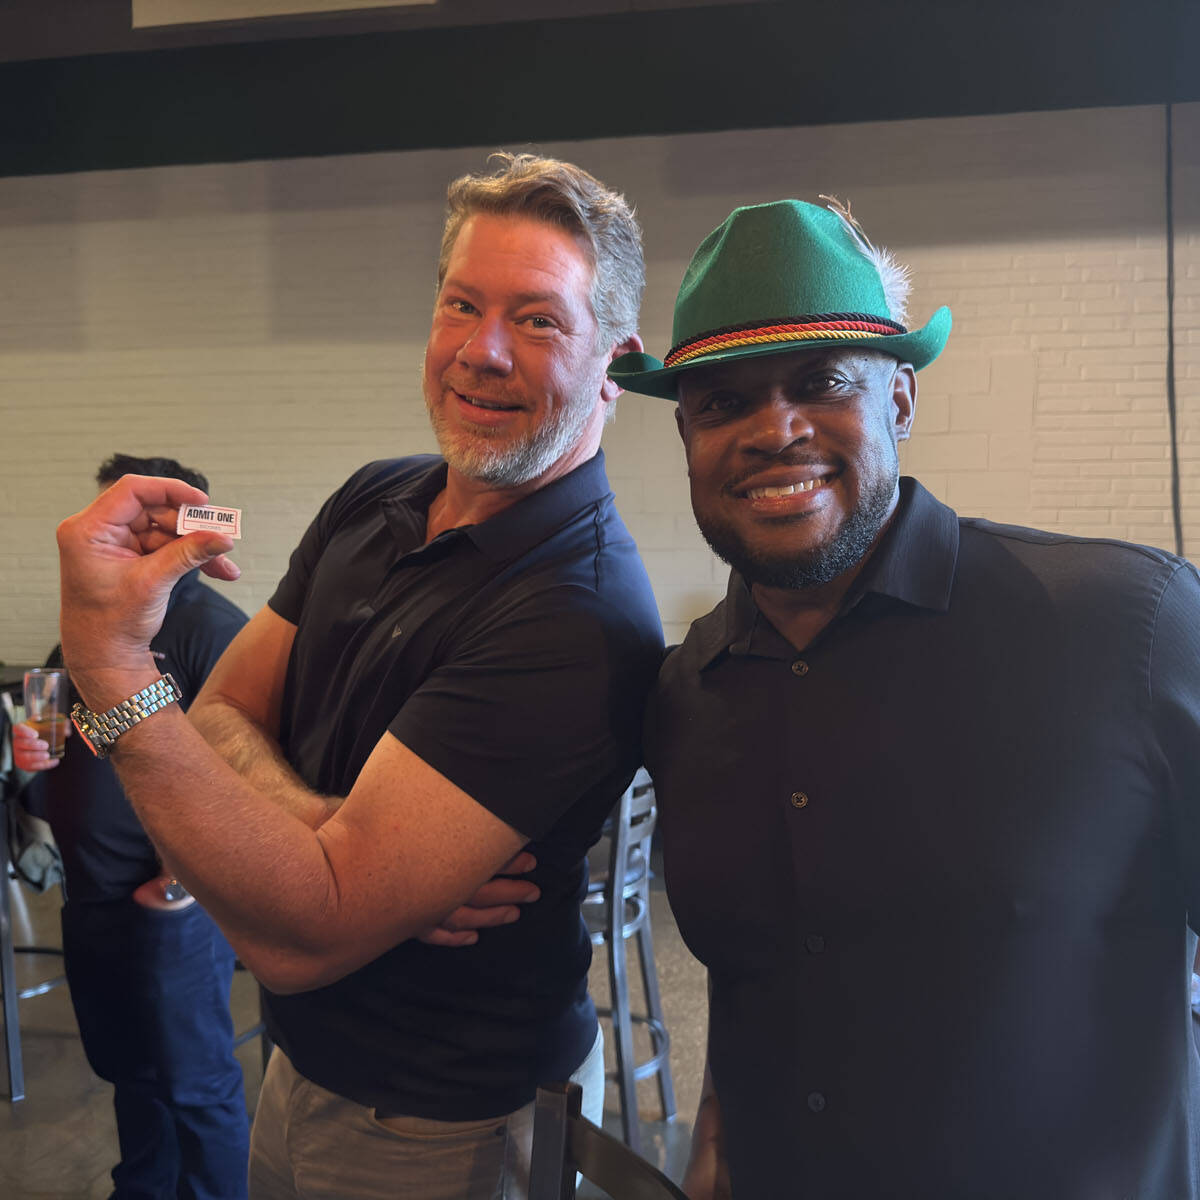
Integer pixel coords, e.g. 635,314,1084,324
177,504,243,539
57,475,240,698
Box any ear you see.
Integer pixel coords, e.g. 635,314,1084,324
891,362,917,442
600,333,644,405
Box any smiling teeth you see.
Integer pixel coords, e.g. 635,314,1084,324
747,479,826,499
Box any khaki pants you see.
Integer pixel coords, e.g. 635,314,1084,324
248,1030,605,1200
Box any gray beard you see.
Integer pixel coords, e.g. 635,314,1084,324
696,469,898,591
426,391,595,488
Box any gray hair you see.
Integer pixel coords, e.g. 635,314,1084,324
438,153,645,349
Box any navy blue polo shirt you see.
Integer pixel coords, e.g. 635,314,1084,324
649,477,1200,1199
264,451,663,1120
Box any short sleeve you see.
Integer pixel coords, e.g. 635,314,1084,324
1150,561,1200,931
269,488,344,626
390,585,655,841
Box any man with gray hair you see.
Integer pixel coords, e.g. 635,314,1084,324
51,153,663,1199
611,197,1200,1198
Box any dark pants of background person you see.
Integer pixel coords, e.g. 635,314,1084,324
62,898,250,1200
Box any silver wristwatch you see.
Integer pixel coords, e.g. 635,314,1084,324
70,674,182,759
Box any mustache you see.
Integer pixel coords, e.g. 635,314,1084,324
440,371,525,407
721,453,839,494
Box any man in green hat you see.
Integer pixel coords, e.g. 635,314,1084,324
612,199,1200,1198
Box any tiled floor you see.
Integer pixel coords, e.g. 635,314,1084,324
0,865,706,1198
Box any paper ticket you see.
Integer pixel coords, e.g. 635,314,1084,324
176,504,243,539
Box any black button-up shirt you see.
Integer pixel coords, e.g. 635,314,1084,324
649,477,1200,1198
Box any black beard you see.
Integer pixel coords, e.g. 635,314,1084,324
696,471,897,591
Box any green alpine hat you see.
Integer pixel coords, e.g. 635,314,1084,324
609,198,951,400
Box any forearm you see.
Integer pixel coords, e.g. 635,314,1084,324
683,1035,732,1199
68,655,389,988
107,701,356,988
89,679,522,993
188,691,339,828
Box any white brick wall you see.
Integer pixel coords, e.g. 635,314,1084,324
2,103,1196,657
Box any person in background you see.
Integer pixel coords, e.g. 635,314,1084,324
15,452,250,1200
50,154,664,1200
609,197,1200,1198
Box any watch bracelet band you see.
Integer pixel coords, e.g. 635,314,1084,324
81,673,182,749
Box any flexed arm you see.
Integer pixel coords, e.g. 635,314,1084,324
188,603,539,944
57,475,535,988
188,607,340,828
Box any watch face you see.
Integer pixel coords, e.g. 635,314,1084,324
69,704,108,759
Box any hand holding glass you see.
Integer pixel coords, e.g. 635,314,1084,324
23,668,68,759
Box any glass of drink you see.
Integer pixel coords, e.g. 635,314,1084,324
23,668,68,759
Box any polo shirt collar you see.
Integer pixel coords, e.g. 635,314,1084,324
692,477,960,669
386,450,612,562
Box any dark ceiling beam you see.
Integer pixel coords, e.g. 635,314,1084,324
0,0,1193,178
0,0,747,65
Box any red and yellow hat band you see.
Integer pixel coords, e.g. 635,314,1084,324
663,312,907,369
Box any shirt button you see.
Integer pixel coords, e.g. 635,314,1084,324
808,1092,826,1112
791,791,808,809
805,934,825,954
791,659,809,676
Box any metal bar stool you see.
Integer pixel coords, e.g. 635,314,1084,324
583,768,676,1152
